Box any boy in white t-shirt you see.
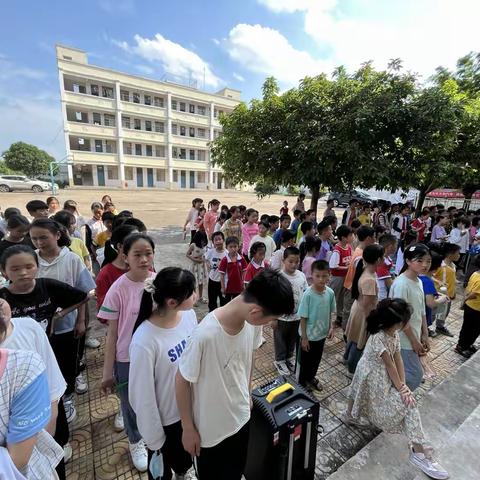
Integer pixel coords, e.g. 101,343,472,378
176,270,294,480
205,231,227,312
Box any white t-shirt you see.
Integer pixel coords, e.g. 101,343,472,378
279,270,308,322
129,310,197,450
1,317,66,402
270,246,285,271
205,248,227,282
249,234,276,261
179,312,261,448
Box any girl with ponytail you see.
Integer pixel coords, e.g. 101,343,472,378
129,267,197,480
204,199,220,243
344,299,449,480
344,244,385,375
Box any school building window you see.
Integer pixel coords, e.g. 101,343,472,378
104,114,115,127
133,92,140,103
197,105,206,116
122,116,131,129
198,172,206,183
180,126,186,136
125,167,133,181
155,145,165,157
90,84,99,96
146,145,153,156
134,119,141,130
144,95,151,106
120,90,130,101
173,170,178,182
145,120,152,131
154,97,164,108
189,127,195,137
171,124,178,135
154,121,164,133
189,149,195,160
198,150,206,161
197,128,206,138
189,104,195,114
171,100,177,110
93,112,101,125
123,142,132,155
179,148,186,159
107,166,118,180
156,169,166,182
102,86,114,98
180,102,186,112
135,144,142,155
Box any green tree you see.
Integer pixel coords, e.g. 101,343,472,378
2,142,54,177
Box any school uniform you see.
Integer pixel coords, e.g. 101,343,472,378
205,248,227,311
218,254,248,302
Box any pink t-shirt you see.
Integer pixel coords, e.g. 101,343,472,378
98,272,155,362
302,256,316,285
204,211,218,239
242,223,259,255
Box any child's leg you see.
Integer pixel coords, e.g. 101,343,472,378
50,331,77,396
299,338,325,385
114,361,142,444
273,320,288,362
403,406,428,447
208,279,219,311
342,289,354,330
308,339,326,382
458,304,480,350
285,320,300,360
346,342,363,374
198,282,203,299
161,421,192,477
329,277,344,323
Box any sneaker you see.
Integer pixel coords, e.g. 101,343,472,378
285,357,296,372
436,326,454,337
273,360,290,376
409,449,449,479
85,336,100,349
454,345,473,359
469,345,478,353
129,440,148,472
75,374,88,394
63,399,77,424
307,377,323,391
428,328,438,338
346,371,354,379
335,353,348,365
64,442,73,463
114,411,124,432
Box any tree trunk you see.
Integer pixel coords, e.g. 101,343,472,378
309,183,320,214
415,187,428,216
462,194,472,212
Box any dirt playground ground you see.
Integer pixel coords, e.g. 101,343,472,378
0,188,335,228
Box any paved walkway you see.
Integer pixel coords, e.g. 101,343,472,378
66,232,469,479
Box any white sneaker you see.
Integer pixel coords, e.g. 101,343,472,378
285,357,296,372
129,440,148,472
75,373,88,394
273,360,290,376
85,336,100,349
63,399,77,424
114,411,124,432
64,442,73,463
409,449,449,479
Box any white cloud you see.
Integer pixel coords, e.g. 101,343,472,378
226,24,333,85
259,0,480,78
116,34,221,88
233,72,245,82
212,38,221,46
0,57,47,81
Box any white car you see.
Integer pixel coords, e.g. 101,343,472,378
0,175,57,193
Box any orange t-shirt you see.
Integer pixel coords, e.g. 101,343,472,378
344,247,363,290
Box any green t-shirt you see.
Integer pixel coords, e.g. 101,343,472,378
297,286,336,341
389,274,425,350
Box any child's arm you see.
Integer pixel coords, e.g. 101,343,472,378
74,302,86,338
300,317,309,351
186,244,194,260
83,254,93,274
420,313,430,351
50,297,89,336
393,350,406,384
328,312,335,339
382,350,415,407
425,293,448,309
220,272,226,295
175,372,201,456
101,319,118,394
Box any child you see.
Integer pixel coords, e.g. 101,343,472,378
186,231,208,304
270,230,296,270
357,205,372,226
274,246,308,375
376,203,391,232
0,207,20,235
323,199,336,220
389,244,431,391
249,220,276,262
298,260,336,390
244,242,268,284
205,231,227,312
344,244,384,375
433,242,460,337
183,198,203,240
104,201,117,215
395,232,417,276
218,236,248,302
26,200,49,219
376,234,398,300
204,199,220,241
94,211,115,248
86,202,106,239
392,204,410,241
342,199,358,226
213,212,227,234
329,225,353,324
176,270,294,480
268,215,280,236
241,208,259,261
430,215,449,243
194,206,206,232
99,234,155,473
280,200,289,216
221,206,243,246
101,194,113,206
344,298,449,480
412,209,431,242
63,200,85,238
272,214,291,248
297,220,315,246
0,214,34,258
293,193,306,212
316,220,333,260
350,219,362,249
47,196,60,216
456,255,480,358
420,252,449,338
129,268,197,480
302,237,321,285
449,217,470,265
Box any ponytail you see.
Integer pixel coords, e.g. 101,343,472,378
366,298,412,334
351,244,385,300
351,259,365,300
30,218,71,248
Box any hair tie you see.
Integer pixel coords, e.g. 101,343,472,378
144,277,156,294
408,246,416,251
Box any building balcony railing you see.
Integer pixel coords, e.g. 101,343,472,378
170,110,209,126
172,135,209,148
121,101,167,118
71,151,118,164
122,129,167,143
64,91,115,110
68,122,116,138
123,155,167,168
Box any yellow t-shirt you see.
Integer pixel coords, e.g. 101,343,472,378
466,271,480,311
95,231,110,248
357,214,371,226
433,263,456,299
70,237,89,264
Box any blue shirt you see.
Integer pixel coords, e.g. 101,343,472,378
420,275,436,326
297,286,336,341
290,219,300,235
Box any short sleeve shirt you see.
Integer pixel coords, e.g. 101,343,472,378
297,286,336,341
419,275,436,325
218,255,247,294
279,270,308,321
205,248,227,282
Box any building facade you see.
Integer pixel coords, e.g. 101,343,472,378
56,45,241,189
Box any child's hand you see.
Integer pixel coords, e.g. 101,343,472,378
270,319,278,329
100,377,116,395
221,287,225,296
412,339,426,356
301,338,310,352
182,426,201,456
328,327,334,339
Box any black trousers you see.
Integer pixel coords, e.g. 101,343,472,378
298,338,326,386
224,293,239,303
196,421,250,480
50,330,79,395
147,421,192,480
458,304,480,350
208,279,226,312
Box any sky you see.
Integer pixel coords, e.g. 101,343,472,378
1,0,479,160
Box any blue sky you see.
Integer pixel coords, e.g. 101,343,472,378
1,0,479,160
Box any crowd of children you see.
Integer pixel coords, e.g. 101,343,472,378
0,192,479,480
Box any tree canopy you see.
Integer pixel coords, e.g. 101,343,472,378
2,142,54,178
211,55,480,211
